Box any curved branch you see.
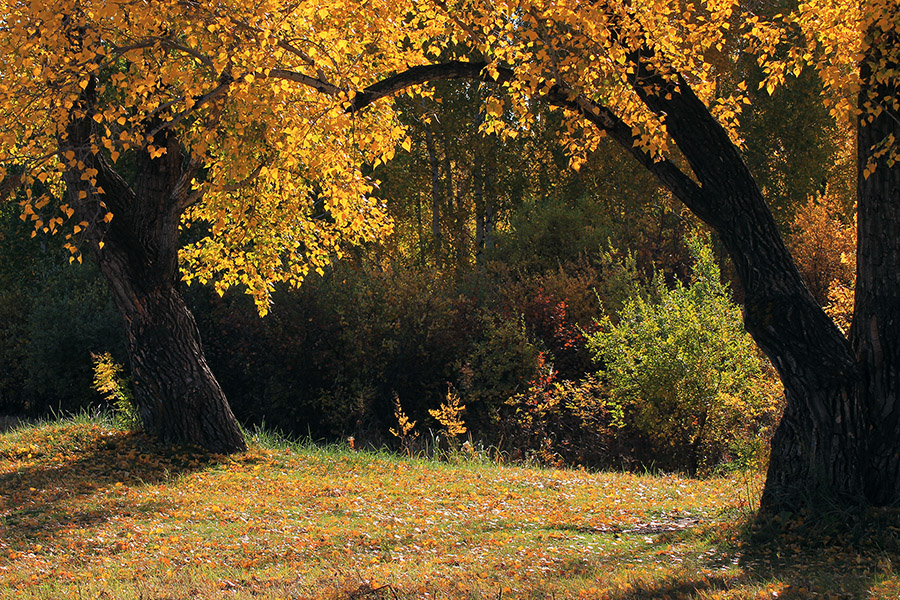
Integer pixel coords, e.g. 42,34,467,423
267,68,341,95
543,86,709,222
145,75,234,139
349,61,513,112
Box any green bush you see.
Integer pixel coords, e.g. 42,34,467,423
587,234,783,474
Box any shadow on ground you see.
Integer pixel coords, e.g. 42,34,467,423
598,508,900,599
0,426,221,549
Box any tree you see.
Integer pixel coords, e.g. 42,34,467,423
0,0,459,452
359,0,895,511
2,0,896,513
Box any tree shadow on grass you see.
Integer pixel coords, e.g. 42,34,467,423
595,509,900,599
0,426,223,552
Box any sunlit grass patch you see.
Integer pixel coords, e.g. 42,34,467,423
1,418,898,598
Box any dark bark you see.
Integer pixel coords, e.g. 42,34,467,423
530,38,898,508
474,163,485,267
39,59,516,454
484,160,496,253
99,245,246,454
349,61,512,113
638,75,865,511
62,87,246,453
415,192,427,265
854,23,900,505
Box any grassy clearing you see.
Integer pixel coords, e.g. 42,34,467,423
1,418,899,599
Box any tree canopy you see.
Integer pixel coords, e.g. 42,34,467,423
0,0,450,311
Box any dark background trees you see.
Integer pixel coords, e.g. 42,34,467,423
0,61,852,477
2,0,888,514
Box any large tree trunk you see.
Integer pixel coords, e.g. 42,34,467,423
659,82,864,511
608,63,867,511
63,93,246,453
95,241,247,454
854,22,900,505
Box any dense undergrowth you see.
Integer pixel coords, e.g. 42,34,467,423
2,416,899,599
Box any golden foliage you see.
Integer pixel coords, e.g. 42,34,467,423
0,0,894,313
0,0,441,311
788,191,856,310
91,352,139,430
389,394,419,455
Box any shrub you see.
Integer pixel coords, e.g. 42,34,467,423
788,191,856,306
587,234,783,474
491,260,603,380
455,310,541,429
503,352,614,468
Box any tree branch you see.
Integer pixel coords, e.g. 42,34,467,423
267,69,341,95
348,61,513,112
543,86,710,223
144,75,234,140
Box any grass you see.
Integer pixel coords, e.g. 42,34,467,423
1,417,899,599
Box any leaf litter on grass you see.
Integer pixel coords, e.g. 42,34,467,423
1,420,898,599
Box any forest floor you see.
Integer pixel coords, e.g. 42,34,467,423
1,417,899,599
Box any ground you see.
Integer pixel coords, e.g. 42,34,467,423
1,418,899,599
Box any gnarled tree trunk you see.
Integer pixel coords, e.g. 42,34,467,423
646,78,866,511
95,239,247,454
578,55,872,511
63,89,246,453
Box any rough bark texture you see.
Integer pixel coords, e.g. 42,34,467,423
550,51,867,510
854,24,900,505
63,82,246,453
649,79,864,511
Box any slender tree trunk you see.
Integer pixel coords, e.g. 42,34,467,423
484,160,496,253
416,191,426,266
474,163,485,267
439,130,466,268
63,94,246,453
424,125,443,267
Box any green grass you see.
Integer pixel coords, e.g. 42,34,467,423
1,417,899,599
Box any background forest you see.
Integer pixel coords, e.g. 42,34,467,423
0,67,856,476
